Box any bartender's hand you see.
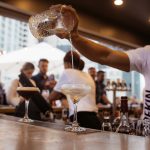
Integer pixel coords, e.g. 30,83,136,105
49,6,130,73
50,4,79,39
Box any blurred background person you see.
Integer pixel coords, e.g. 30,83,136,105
96,70,111,108
79,59,85,71
88,67,96,81
32,59,51,103
32,59,49,92
7,62,42,120
49,51,101,130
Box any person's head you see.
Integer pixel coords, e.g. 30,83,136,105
97,70,105,82
38,59,49,75
21,62,35,79
88,67,96,80
64,51,80,69
79,59,85,71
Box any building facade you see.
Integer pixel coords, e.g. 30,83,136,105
0,16,37,53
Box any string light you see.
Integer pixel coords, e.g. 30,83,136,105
114,0,123,6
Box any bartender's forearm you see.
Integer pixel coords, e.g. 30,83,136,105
49,91,65,102
71,32,130,72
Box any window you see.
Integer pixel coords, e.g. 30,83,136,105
0,43,4,48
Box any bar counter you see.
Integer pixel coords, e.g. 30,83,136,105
0,114,149,150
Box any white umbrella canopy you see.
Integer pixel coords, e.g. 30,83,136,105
0,42,65,90
0,42,65,64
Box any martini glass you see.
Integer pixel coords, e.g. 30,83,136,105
17,87,40,123
61,83,91,133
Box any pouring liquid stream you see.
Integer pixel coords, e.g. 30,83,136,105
60,6,78,104
59,5,74,69
69,34,74,69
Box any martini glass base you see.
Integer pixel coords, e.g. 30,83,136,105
19,117,34,123
64,123,86,133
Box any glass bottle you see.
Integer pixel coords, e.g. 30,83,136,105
116,96,130,134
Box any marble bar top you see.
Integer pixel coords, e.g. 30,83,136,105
0,114,149,150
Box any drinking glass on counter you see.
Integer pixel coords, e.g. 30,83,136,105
128,120,137,135
136,119,150,137
116,96,130,134
61,83,91,133
17,87,40,123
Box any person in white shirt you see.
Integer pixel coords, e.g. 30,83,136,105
49,51,101,129
53,5,150,120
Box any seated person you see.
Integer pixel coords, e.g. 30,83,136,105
49,51,101,130
96,71,111,108
7,62,50,120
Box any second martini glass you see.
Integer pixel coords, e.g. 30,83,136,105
61,83,91,133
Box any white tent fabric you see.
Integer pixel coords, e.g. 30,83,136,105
0,42,65,64
0,42,65,90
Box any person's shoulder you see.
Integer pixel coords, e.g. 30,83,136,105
82,71,92,77
32,73,39,78
11,78,19,86
143,45,150,52
125,45,150,59
135,45,150,51
60,69,83,79
144,45,150,49
32,74,39,80
128,45,150,53
12,78,19,83
62,69,79,74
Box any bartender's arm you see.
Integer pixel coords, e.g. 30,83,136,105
71,32,130,72
49,70,68,103
56,5,130,72
49,91,63,102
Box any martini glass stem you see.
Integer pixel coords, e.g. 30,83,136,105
73,103,78,126
24,100,29,119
